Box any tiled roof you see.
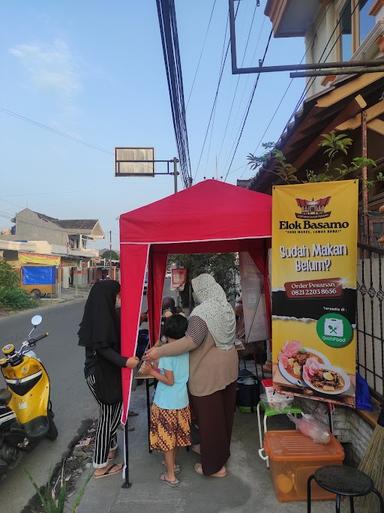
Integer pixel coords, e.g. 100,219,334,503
33,211,98,230
57,219,99,230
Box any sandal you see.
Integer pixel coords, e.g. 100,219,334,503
160,473,180,487
194,463,227,478
161,461,181,473
94,463,123,479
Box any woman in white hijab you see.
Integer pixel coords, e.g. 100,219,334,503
145,274,238,478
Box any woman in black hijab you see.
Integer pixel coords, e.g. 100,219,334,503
78,280,138,479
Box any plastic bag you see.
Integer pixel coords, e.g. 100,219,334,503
260,379,294,411
260,392,293,412
288,413,331,444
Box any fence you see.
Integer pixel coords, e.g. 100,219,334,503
357,242,384,399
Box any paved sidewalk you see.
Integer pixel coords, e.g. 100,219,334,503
41,286,90,304
77,386,332,513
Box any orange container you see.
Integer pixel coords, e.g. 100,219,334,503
264,430,344,502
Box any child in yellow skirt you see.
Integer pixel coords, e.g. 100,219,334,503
142,314,190,487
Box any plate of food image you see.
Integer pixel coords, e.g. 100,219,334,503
302,359,350,396
278,341,330,387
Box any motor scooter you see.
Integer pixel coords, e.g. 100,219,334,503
0,314,57,474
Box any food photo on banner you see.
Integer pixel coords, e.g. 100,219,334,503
271,180,358,407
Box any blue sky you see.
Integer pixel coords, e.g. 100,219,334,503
0,0,305,249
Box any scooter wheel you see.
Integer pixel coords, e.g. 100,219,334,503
46,412,58,441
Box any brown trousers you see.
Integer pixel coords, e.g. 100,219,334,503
190,381,237,475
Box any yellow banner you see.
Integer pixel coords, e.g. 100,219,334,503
272,180,358,407
19,253,60,266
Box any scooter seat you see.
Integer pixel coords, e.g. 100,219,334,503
0,389,11,405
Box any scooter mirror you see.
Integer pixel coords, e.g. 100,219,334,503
31,315,42,327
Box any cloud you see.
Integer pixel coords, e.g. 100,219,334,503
9,39,80,96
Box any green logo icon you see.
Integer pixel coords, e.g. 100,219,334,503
316,313,353,348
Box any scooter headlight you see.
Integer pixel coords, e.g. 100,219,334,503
2,344,15,356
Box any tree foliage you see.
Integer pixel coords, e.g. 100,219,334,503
247,132,379,187
0,260,36,310
101,250,119,261
0,261,20,288
168,253,239,307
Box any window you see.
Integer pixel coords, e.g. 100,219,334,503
358,0,375,44
340,1,353,60
337,0,376,59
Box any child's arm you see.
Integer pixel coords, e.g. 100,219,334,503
142,363,174,386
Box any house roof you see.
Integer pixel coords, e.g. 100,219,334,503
32,211,99,231
56,219,99,230
265,0,319,38
250,72,384,193
34,211,59,224
13,209,104,239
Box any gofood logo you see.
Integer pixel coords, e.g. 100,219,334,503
295,196,331,220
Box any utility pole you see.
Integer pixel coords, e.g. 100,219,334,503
173,157,179,193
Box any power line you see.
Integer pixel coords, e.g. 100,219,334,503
0,107,112,155
237,1,355,180
193,2,241,182
202,2,233,175
235,23,324,179
223,17,267,175
186,0,217,109
217,0,261,163
0,190,80,199
242,4,331,170
224,29,273,182
281,0,360,142
156,0,193,188
193,15,230,181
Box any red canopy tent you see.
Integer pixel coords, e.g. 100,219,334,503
119,179,272,424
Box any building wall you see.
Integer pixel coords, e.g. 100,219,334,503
306,3,339,96
304,0,382,97
15,210,68,246
296,397,374,465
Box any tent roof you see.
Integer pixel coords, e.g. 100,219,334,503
120,179,271,245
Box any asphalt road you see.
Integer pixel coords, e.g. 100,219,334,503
0,280,173,512
0,300,95,512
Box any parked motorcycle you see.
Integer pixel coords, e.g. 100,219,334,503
0,315,58,474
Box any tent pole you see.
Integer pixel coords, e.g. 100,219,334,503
122,422,132,488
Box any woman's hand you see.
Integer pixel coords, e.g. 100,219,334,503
126,356,140,369
141,362,153,376
143,346,162,362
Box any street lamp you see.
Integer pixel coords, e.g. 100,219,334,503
115,147,179,193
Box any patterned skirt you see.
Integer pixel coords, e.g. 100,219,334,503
150,403,191,452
